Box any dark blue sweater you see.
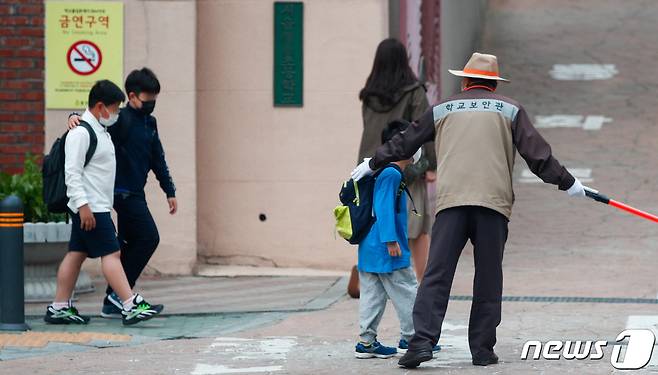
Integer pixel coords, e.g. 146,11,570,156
108,105,176,198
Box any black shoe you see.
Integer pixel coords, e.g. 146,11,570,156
100,292,123,319
121,294,164,326
398,350,433,368
472,352,499,366
44,305,90,325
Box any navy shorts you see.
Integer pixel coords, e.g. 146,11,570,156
69,212,120,258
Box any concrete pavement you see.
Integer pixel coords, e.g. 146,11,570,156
1,275,346,363
4,297,658,374
3,0,658,373
23,274,348,316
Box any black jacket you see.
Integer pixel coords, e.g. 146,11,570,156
109,105,176,198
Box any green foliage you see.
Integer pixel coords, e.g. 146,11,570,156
0,154,66,223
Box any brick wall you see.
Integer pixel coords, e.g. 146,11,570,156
0,0,44,175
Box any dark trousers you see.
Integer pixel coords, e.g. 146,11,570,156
409,206,508,359
105,194,160,295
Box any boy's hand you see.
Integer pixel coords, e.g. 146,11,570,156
387,242,402,257
167,197,178,215
78,204,96,231
68,115,81,130
425,170,437,182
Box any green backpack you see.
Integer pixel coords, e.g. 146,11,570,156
334,164,416,244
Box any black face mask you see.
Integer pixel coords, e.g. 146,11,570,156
139,100,156,115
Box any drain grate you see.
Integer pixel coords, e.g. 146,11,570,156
449,295,658,304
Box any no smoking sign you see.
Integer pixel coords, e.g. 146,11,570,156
66,40,102,76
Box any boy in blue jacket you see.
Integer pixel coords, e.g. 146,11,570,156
355,121,440,359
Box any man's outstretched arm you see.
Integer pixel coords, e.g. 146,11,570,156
352,109,435,181
370,110,435,169
512,105,584,196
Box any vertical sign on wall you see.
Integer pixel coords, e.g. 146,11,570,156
45,2,123,109
273,2,303,107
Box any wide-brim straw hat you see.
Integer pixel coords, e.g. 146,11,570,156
448,52,509,82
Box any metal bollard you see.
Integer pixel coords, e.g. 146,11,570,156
0,195,30,331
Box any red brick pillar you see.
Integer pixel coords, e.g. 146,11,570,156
0,0,45,174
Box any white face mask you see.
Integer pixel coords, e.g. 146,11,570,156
412,148,422,164
99,107,119,127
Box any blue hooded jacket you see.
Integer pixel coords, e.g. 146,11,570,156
357,166,411,273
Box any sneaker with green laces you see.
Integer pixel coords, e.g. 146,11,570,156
122,294,163,326
44,305,90,325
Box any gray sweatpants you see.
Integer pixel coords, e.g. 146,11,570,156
359,267,418,344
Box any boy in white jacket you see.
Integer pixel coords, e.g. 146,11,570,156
44,80,163,326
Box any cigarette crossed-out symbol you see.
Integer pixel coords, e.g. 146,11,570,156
66,40,103,76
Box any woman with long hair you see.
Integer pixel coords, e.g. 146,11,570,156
348,38,437,298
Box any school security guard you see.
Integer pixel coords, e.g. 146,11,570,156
351,53,587,368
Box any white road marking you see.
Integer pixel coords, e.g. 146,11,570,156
191,365,282,374
209,343,240,348
535,115,583,128
519,168,593,183
194,337,296,375
582,116,612,130
420,321,470,367
535,115,612,130
232,338,296,360
425,333,472,367
441,322,468,331
549,64,618,80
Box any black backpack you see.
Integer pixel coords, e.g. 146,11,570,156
42,121,98,213
334,164,416,245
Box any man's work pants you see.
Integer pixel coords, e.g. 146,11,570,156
408,205,508,360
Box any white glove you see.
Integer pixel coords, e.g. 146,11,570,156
351,158,374,181
567,177,586,197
